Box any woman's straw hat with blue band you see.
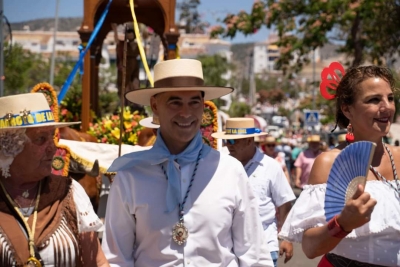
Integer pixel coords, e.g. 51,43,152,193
212,118,268,139
0,93,80,130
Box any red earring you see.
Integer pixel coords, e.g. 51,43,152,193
346,123,354,143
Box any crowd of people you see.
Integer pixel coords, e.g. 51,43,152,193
0,59,399,267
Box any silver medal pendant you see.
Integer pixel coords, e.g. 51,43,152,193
172,222,188,245
22,190,29,198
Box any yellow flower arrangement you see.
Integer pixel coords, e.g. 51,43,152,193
88,107,145,145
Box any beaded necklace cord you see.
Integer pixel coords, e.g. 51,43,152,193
369,143,400,195
3,182,38,199
160,149,202,221
14,194,37,217
0,180,43,266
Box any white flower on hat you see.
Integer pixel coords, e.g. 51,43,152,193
0,129,28,177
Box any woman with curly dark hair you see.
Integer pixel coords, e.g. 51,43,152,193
279,65,400,266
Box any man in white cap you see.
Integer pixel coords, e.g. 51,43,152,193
102,59,273,266
213,118,296,267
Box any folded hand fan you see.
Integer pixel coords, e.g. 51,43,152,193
324,141,376,222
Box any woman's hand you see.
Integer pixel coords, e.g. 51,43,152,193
337,184,377,232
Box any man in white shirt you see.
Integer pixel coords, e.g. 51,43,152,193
213,118,296,267
102,59,273,267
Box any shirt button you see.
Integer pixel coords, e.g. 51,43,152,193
183,179,187,183
187,260,190,264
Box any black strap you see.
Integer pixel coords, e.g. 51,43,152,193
326,253,385,267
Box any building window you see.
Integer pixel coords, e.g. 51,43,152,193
72,40,79,46
56,40,65,46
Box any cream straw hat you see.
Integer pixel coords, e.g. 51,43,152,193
212,118,268,139
0,93,80,130
125,59,234,106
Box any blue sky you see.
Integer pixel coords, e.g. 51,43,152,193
4,0,269,43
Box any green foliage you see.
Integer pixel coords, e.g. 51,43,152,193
4,44,44,94
197,54,231,86
228,101,251,117
4,44,121,129
178,0,209,33
197,54,232,109
211,0,400,74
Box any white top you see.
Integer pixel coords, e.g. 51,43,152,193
279,182,400,266
245,149,296,252
102,149,273,267
20,180,102,233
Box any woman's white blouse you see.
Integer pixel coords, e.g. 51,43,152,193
279,181,400,266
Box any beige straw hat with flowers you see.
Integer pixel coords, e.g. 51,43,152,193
212,118,268,140
125,59,234,106
0,93,80,130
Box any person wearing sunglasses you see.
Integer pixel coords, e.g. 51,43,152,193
213,118,296,267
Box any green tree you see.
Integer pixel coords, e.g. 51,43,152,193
4,44,48,95
211,0,400,73
177,0,208,33
228,101,251,117
197,54,230,86
197,54,232,108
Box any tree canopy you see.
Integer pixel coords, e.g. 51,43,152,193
177,0,209,33
210,0,400,73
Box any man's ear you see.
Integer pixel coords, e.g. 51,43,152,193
341,104,352,121
246,137,253,146
150,96,158,116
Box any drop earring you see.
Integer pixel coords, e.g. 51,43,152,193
346,123,354,143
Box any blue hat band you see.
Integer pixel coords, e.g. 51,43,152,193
0,109,55,128
225,127,262,135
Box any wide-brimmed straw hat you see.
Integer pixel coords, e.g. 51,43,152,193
307,135,321,142
139,116,160,129
125,59,234,106
212,118,268,140
0,93,80,130
337,134,346,143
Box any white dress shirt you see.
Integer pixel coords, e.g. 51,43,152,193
102,149,273,267
245,148,296,252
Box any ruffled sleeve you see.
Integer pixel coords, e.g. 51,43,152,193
279,181,400,243
71,180,103,233
279,184,327,243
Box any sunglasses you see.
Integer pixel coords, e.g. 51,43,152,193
223,139,236,145
265,144,276,148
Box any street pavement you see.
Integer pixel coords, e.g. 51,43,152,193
277,188,322,267
277,242,321,267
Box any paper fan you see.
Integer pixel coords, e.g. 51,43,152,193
324,141,376,222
